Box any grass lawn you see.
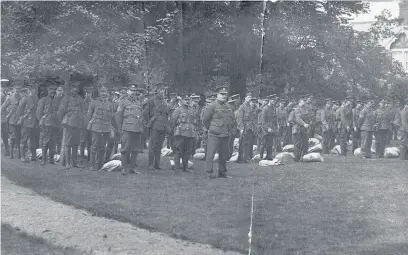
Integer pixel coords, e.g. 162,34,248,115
2,151,408,254
1,224,81,255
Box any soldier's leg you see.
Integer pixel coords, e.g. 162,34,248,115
400,131,408,160
322,130,329,154
98,132,109,170
205,135,219,175
90,131,99,171
40,126,48,165
266,134,274,160
237,132,244,162
29,127,37,161
259,134,265,159
1,122,9,156
8,124,16,159
293,132,302,162
70,127,82,168
218,136,230,177
242,131,251,162
374,131,381,158
153,130,166,169
276,127,283,152
380,129,387,158
15,125,21,159
20,126,29,162
48,127,57,164
80,130,86,159
340,128,348,156
148,129,156,168
104,136,115,163
182,137,194,172
120,131,131,175
129,132,142,174
301,130,309,160
172,135,182,170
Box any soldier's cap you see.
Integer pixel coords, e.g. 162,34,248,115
228,99,237,104
245,92,252,97
215,86,228,95
230,94,240,100
251,97,258,102
190,94,200,99
170,92,178,97
266,94,277,99
206,98,212,103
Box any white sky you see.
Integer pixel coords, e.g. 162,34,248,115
350,0,399,27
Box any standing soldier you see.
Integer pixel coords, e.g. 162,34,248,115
201,97,212,155
55,85,65,154
292,99,310,162
116,84,145,175
236,92,257,163
203,87,235,178
16,82,38,162
36,80,61,165
167,93,179,150
276,99,286,152
190,94,202,152
283,101,295,146
334,102,343,146
394,102,408,160
79,86,93,161
358,99,376,159
1,85,10,156
171,95,197,172
352,101,363,152
374,99,391,158
2,78,25,159
58,81,85,169
227,97,238,158
339,97,353,156
87,86,116,171
321,99,335,154
260,95,278,160
143,83,170,170
390,100,401,141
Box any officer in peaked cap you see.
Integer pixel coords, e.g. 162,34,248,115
143,82,170,171
202,86,235,178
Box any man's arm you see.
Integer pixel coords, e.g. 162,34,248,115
295,109,307,126
202,104,215,130
86,101,95,123
57,97,68,123
236,105,244,131
358,109,366,128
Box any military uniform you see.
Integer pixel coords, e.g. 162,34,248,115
117,87,145,174
2,87,23,159
80,94,92,161
36,87,60,165
352,106,362,151
292,106,309,162
276,103,286,152
16,86,38,162
58,85,85,168
172,99,197,171
1,91,10,156
394,106,408,159
358,104,376,158
236,100,257,163
283,103,295,146
203,89,234,178
167,97,179,150
87,95,116,171
260,103,278,160
374,106,391,158
339,104,353,156
321,104,335,154
143,86,170,170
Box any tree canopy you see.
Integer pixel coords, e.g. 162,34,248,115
1,1,405,99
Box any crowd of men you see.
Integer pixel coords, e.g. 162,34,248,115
1,76,408,179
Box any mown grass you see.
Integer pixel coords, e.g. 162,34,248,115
2,151,408,254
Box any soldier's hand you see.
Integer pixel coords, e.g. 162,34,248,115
304,124,309,128
268,128,273,133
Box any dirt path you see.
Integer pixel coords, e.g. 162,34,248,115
1,176,242,255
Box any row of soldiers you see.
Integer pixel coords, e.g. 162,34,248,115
2,77,408,179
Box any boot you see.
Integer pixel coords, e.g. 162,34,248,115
154,149,162,169
20,144,28,162
172,153,181,171
129,152,140,174
182,157,192,172
121,153,129,175
265,148,273,160
259,145,264,159
65,146,72,169
89,151,97,171
49,151,55,164
41,148,47,165
401,146,408,160
71,146,84,168
16,141,21,159
80,144,85,159
9,139,15,159
98,148,105,170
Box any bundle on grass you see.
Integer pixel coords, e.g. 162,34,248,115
229,152,239,162
331,145,341,154
161,148,173,157
100,160,122,172
309,138,320,146
193,152,205,160
275,152,295,162
252,153,266,160
259,158,282,166
53,154,60,162
314,134,323,141
195,148,205,154
36,148,42,159
308,143,322,153
252,145,258,152
110,153,121,160
302,153,324,163
283,144,294,152
384,147,400,158
353,147,376,156
169,159,194,169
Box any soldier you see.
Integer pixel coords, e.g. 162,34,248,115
394,102,408,160
86,86,116,171
352,101,363,152
203,87,234,178
143,83,170,170
80,86,93,161
190,94,202,152
167,93,179,150
358,99,376,159
283,101,295,146
1,86,10,156
236,92,257,163
388,100,400,143
36,80,61,165
306,95,317,138
16,82,38,162
334,101,343,146
292,99,310,162
276,99,286,152
116,84,145,175
171,95,197,172
58,81,85,169
55,85,65,154
374,99,392,158
321,99,335,154
200,97,212,155
2,78,25,159
339,97,353,156
260,95,278,160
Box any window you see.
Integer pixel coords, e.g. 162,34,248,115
392,51,405,69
